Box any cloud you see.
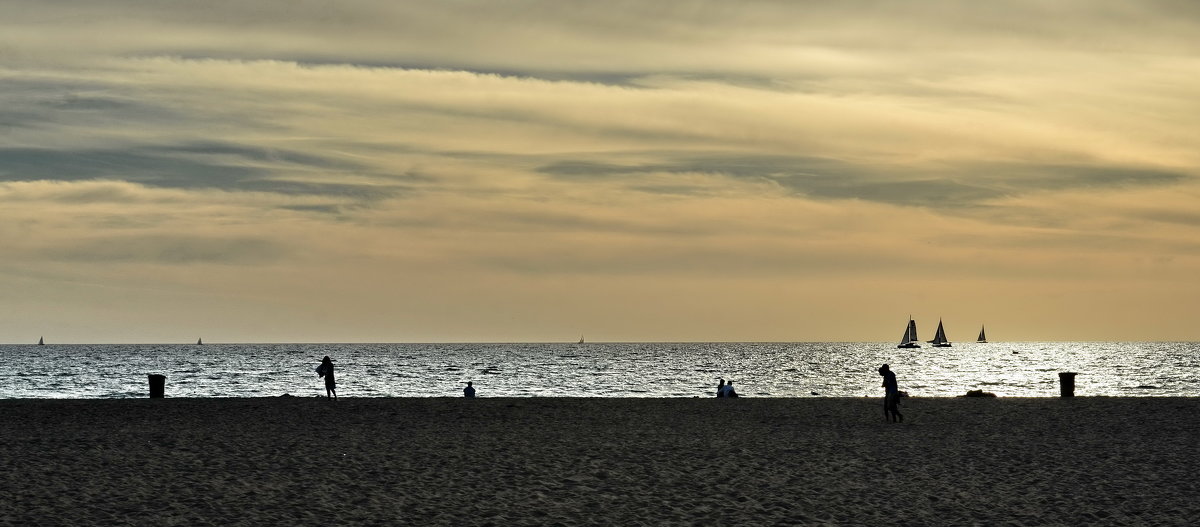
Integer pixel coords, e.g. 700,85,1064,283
6,1,1199,78
539,155,1190,207
0,140,425,198
0,180,355,268
1,1,1200,340
41,235,288,265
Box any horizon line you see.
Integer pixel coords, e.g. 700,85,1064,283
5,340,1198,346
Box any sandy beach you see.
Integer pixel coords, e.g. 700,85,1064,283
3,397,1197,525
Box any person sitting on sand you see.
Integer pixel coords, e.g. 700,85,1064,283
722,380,738,398
316,356,337,400
464,381,476,398
879,364,902,423
716,378,726,398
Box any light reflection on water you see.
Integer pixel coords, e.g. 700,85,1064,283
0,342,1196,399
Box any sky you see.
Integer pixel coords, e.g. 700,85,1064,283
2,1,1200,343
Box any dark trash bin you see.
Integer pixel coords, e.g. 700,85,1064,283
1058,372,1076,398
148,374,166,398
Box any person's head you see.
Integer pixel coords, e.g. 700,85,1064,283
879,364,890,375
467,381,473,387
728,381,734,386
718,378,725,385
322,356,332,365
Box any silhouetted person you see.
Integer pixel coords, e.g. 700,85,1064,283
879,364,901,423
464,381,476,398
723,380,738,398
716,378,726,398
317,356,336,399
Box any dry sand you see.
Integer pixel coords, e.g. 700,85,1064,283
2,397,1198,526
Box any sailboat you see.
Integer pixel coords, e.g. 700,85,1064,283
897,318,920,348
37,336,44,346
977,325,987,343
577,335,585,344
928,319,952,347
197,338,203,345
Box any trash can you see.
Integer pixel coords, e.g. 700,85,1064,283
148,374,166,398
1058,372,1076,398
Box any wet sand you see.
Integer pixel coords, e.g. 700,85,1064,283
3,397,1198,525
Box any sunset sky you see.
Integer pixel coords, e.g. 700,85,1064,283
3,1,1199,343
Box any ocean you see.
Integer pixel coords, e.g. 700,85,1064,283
1,342,1196,399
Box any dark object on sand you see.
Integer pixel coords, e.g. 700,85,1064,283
962,389,996,397
1059,372,1076,397
148,374,166,398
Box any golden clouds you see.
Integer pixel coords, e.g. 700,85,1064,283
2,2,1199,341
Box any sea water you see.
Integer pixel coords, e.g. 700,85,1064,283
0,342,1196,399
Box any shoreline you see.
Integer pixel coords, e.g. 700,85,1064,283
0,393,1195,402
5,397,1198,524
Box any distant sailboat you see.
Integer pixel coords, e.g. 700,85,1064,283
37,336,44,346
977,325,988,343
897,318,921,349
197,337,203,345
578,335,585,344
928,319,952,347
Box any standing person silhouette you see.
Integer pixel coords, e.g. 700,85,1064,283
879,364,901,422
317,356,337,400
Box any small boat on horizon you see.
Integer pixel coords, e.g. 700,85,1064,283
577,335,585,344
37,336,44,346
928,319,952,347
897,318,920,349
977,325,988,343
197,337,203,345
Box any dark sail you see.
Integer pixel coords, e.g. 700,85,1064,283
930,319,951,347
898,318,921,348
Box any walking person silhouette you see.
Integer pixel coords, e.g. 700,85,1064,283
879,364,901,422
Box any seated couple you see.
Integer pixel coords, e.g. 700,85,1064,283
715,379,738,398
